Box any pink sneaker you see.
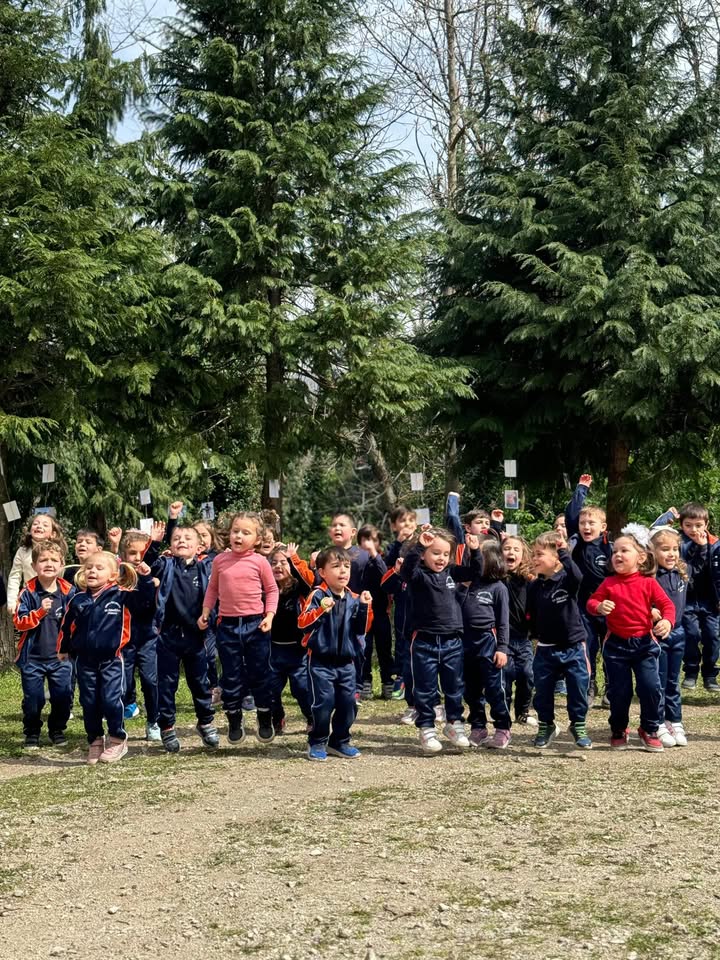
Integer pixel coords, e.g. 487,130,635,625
485,728,512,750
99,736,128,764
87,737,105,766
469,727,489,747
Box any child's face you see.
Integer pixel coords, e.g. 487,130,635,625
123,540,147,567
466,517,490,536
329,516,355,548
84,555,116,590
681,517,707,543
423,536,451,573
171,528,200,559
194,525,212,550
30,516,53,540
319,557,351,593
34,551,63,581
229,519,260,553
579,512,606,542
270,551,291,583
532,547,560,577
394,515,417,541
258,532,275,556
653,537,679,570
553,516,567,537
358,535,379,553
75,534,100,561
502,539,523,573
611,538,642,575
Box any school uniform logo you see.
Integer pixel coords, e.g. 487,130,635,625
445,576,456,591
104,601,122,616
473,591,493,606
551,589,569,605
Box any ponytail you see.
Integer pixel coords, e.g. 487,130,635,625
117,561,138,590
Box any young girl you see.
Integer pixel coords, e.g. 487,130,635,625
400,524,480,753
461,539,512,749
357,524,393,700
193,519,222,703
650,529,688,747
200,512,279,744
58,552,155,764
501,536,537,726
587,534,675,752
7,514,67,612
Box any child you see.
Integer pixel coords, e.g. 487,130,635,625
200,512,279,745
357,524,393,700
118,527,162,740
145,520,219,753
13,541,75,748
193,518,222,704
297,547,372,760
267,542,313,733
565,474,613,704
384,507,417,701
501,535,537,725
527,532,592,749
7,514,67,612
650,528,688,747
57,552,155,763
400,525,479,753
677,502,720,692
461,539,512,748
63,529,103,584
257,526,276,557
587,533,675,751
445,492,490,561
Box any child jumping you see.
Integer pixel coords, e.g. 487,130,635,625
650,528,688,747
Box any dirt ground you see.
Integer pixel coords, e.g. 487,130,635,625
1,671,720,960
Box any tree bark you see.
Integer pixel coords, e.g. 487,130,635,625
606,433,631,536
262,288,285,516
364,430,397,514
445,0,460,205
0,447,16,664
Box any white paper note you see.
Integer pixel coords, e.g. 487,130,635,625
268,479,280,499
139,489,152,506
505,523,519,537
415,507,430,525
3,501,21,522
201,502,215,521
410,472,424,492
503,460,517,478
139,518,154,535
42,463,56,484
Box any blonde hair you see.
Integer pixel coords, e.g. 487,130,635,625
534,531,564,553
650,529,688,581
119,529,149,559
31,539,66,565
613,535,656,577
579,505,607,523
502,536,534,581
75,551,138,590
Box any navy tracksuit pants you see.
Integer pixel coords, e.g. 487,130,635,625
75,654,126,743
532,643,589,725
463,629,511,731
269,642,311,726
580,609,607,687
503,630,534,719
157,625,214,730
122,637,159,724
216,615,272,717
307,654,356,748
411,631,464,730
682,604,719,681
362,613,395,686
20,657,73,738
603,634,661,735
658,627,685,725
394,632,414,707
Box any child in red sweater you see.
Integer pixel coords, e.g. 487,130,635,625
587,534,675,752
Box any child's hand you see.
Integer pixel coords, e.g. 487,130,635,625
597,600,615,616
285,541,299,556
669,507,680,519
57,652,69,661
136,561,151,577
555,532,567,551
169,501,184,519
360,538,378,558
493,651,508,668
259,613,274,632
650,607,661,623
41,597,54,611
418,525,434,547
691,529,708,545
491,509,504,522
320,597,335,611
107,527,122,549
394,558,404,572
465,534,480,550
151,520,166,542
359,590,373,605
197,614,209,630
653,618,672,640
310,550,320,568
579,473,593,487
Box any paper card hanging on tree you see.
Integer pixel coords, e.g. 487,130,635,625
34,506,57,518
268,479,280,499
503,460,517,479
410,472,424,492
415,507,431,525
3,501,21,522
201,502,215,521
504,490,520,510
41,463,56,484
139,489,152,506
139,518,154,535
505,523,519,537
202,460,209,470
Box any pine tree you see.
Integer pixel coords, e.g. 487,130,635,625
431,0,720,529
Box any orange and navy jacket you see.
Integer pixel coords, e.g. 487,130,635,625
14,577,75,664
298,583,372,660
57,574,156,660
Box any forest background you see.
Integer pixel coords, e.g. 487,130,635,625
5,0,720,662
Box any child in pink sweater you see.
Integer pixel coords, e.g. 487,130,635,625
199,512,279,745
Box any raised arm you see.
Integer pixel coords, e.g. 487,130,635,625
565,474,592,538
445,492,465,546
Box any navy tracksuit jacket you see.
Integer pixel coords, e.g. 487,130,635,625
656,566,688,723
680,534,720,680
460,574,512,731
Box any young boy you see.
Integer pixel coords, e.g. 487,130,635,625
446,492,491,561
298,547,372,761
678,502,720,691
528,532,591,749
62,528,103,583
382,507,418,709
13,541,75,748
565,474,612,704
357,524,393,700
144,512,219,752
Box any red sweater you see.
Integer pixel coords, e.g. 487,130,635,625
203,550,279,617
587,572,675,639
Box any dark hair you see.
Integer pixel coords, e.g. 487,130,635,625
119,529,149,558
76,528,103,547
170,524,200,540
330,512,357,528
462,508,489,525
316,546,352,569
22,515,67,554
479,541,506,581
357,524,381,546
417,527,456,552
679,501,709,523
192,520,223,553
390,506,416,524
31,539,65,564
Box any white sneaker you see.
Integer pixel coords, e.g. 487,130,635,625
434,704,446,724
399,708,417,726
419,727,442,754
516,714,538,727
672,721,688,747
443,720,470,749
658,721,676,748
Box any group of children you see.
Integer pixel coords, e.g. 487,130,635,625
5,475,717,761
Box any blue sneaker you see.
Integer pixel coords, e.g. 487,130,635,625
307,744,327,762
241,695,256,712
391,678,405,700
569,722,593,749
124,703,140,720
327,743,361,759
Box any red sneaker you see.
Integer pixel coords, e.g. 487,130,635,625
610,729,629,750
637,726,664,753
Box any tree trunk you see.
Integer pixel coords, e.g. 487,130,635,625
262,289,284,516
445,434,460,495
444,0,460,204
606,433,631,536
0,447,16,664
364,430,397,514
